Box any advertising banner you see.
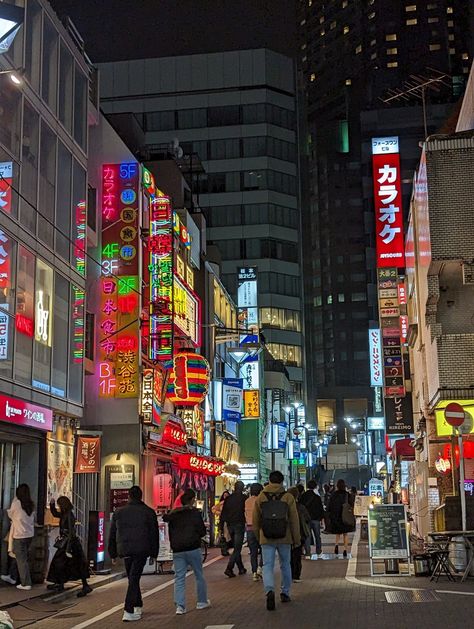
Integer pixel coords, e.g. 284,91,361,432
222,378,243,422
385,395,414,434
75,436,101,473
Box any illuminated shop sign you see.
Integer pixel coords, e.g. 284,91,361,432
162,421,187,446
0,306,8,360
172,453,225,477
72,287,85,364
0,162,13,214
167,351,210,407
74,201,86,276
243,390,260,418
369,329,383,387
149,196,173,362
174,276,201,346
173,212,191,248
35,260,53,347
0,394,52,431
140,365,167,426
372,137,405,269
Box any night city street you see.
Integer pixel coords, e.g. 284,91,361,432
1,1,474,627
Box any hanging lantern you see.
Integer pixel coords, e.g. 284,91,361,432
166,351,210,407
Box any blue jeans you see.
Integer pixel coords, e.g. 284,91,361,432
173,548,207,609
246,529,262,573
305,520,322,555
262,543,292,596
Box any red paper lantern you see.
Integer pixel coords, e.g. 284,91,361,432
167,351,210,407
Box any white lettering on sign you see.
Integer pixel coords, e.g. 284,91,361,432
36,290,50,344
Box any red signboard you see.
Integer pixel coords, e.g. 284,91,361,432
162,421,187,446
0,394,52,431
372,139,405,268
172,453,225,477
75,436,101,473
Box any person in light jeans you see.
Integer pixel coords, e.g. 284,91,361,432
163,488,209,615
261,543,292,597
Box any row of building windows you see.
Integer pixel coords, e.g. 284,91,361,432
314,350,368,365
175,136,296,163
205,203,299,230
5,0,88,152
200,170,297,196
0,89,87,274
216,238,299,264
260,307,302,332
0,231,84,403
144,103,296,132
223,271,302,298
267,343,302,368
313,292,367,306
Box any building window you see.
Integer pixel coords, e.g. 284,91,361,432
387,48,398,55
353,351,368,360
310,73,316,82
345,78,352,85
330,20,336,30
42,15,58,114
429,44,441,51
405,5,417,11
449,48,456,54
260,308,301,332
355,45,362,54
267,343,302,367
59,43,74,134
32,258,54,393
38,121,56,249
387,62,399,68
351,292,367,302
462,53,469,60
343,26,349,34
386,34,397,41
51,273,69,398
73,66,88,150
0,233,16,379
327,295,332,304
338,293,345,302
15,246,35,385
406,18,417,25
447,6,453,13
20,101,39,235
428,17,439,23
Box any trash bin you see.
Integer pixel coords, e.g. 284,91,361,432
385,559,399,574
413,554,431,576
449,536,466,574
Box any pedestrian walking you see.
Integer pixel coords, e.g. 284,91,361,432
163,489,210,615
47,496,91,597
211,490,230,556
252,470,300,611
108,486,159,622
245,483,263,581
300,479,325,557
287,486,310,582
1,484,35,591
327,479,355,558
220,480,247,577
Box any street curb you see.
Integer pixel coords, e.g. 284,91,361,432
43,571,126,605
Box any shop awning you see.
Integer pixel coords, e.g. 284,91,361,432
391,437,415,460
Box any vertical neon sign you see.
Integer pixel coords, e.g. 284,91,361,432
149,197,173,362
74,200,86,276
73,286,85,363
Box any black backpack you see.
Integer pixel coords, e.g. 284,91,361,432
261,492,289,539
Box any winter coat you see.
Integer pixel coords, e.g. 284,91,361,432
48,505,89,584
327,489,355,534
162,506,206,553
220,491,246,526
108,499,159,559
296,502,311,543
300,490,324,521
252,483,300,546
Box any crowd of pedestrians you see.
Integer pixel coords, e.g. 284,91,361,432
0,474,356,620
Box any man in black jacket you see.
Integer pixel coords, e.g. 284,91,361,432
163,489,209,615
108,486,159,622
220,480,247,577
300,480,324,556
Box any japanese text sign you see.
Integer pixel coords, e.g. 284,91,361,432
75,436,101,473
369,329,383,387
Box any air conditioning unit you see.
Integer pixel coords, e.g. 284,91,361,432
462,262,474,285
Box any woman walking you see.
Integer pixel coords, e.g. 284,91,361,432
327,479,355,558
47,497,92,597
1,484,35,590
211,490,230,556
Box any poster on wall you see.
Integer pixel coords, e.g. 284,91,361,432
75,436,101,473
222,378,243,422
47,438,74,504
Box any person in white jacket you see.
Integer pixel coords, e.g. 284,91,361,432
1,484,35,590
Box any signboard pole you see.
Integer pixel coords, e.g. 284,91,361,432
458,432,467,531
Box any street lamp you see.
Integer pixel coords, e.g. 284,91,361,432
0,3,24,54
0,68,22,85
227,342,262,363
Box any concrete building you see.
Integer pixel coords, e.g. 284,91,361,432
96,49,305,398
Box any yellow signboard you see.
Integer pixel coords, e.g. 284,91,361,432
243,390,260,418
434,399,474,436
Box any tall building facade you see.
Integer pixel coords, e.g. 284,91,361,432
297,0,473,440
0,0,89,526
97,49,305,396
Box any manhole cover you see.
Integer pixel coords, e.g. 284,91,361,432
385,590,440,604
54,613,86,618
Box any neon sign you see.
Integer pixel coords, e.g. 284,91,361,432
172,453,225,477
74,200,86,276
72,286,85,364
174,276,201,346
149,196,173,362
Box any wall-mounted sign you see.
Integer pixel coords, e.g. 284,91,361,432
367,416,385,430
172,453,225,476
243,389,260,418
0,394,52,431
222,378,243,422
240,359,260,390
174,276,201,346
167,351,210,407
372,137,405,268
385,395,413,435
0,162,13,214
75,436,101,473
369,329,383,387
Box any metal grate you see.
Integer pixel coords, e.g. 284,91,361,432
385,590,440,604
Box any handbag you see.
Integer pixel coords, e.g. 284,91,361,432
53,534,69,551
342,493,356,528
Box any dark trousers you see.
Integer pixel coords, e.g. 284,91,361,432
290,544,303,580
11,538,33,587
124,554,148,613
247,529,262,573
226,523,245,572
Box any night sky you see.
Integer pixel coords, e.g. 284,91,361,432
49,0,297,63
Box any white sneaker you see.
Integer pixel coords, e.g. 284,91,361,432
1,575,16,585
196,600,211,610
134,607,142,617
175,605,186,615
256,566,263,577
122,611,141,622
16,584,32,591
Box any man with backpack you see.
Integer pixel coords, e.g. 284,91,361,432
252,470,300,611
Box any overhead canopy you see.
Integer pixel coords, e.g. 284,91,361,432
391,437,415,460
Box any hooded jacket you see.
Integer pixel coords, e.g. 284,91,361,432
220,490,246,526
300,489,325,521
162,506,206,553
108,499,159,559
252,483,300,546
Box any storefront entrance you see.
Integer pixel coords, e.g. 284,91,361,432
0,441,20,575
